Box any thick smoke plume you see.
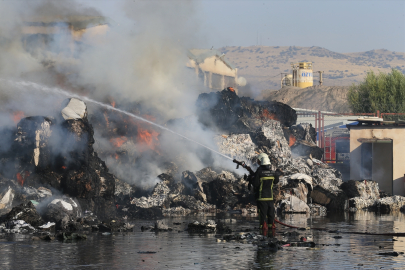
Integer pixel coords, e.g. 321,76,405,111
0,0,238,189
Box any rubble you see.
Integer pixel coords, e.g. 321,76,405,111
187,220,216,233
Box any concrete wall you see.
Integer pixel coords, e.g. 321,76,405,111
349,126,405,196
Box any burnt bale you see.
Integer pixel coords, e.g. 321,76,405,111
168,194,215,211
15,116,53,172
311,167,342,192
196,89,296,133
181,171,198,195
196,90,244,132
310,185,347,211
340,180,380,200
254,120,292,168
41,196,82,230
280,173,313,204
239,97,297,128
124,205,163,219
372,196,405,213
289,123,316,144
215,134,258,163
202,171,253,210
115,178,135,205
291,141,323,160
154,220,170,231
59,116,115,220
0,186,17,211
187,220,216,233
3,201,44,227
5,98,116,221
195,167,219,183
279,194,310,213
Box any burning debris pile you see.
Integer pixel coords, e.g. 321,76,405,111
1,86,403,240
0,98,120,236
196,89,297,133
192,88,405,214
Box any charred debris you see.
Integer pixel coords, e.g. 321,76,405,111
0,88,404,239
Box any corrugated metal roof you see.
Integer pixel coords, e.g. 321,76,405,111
188,49,236,70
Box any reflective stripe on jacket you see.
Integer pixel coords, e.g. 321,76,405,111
253,165,280,201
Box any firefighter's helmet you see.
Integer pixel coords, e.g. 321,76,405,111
257,153,271,166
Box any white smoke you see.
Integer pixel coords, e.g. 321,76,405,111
0,0,239,188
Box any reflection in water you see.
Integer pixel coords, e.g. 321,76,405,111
255,250,275,269
1,212,405,269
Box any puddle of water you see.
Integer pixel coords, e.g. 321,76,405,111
0,211,405,269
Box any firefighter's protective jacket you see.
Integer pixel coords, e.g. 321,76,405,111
252,165,280,201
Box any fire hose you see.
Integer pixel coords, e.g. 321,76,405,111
233,159,405,237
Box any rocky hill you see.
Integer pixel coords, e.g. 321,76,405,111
219,46,405,94
261,86,351,113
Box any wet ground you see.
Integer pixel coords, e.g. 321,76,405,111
1,211,405,269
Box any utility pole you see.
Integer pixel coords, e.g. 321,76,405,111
317,71,324,86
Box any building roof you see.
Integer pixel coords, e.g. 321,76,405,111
188,49,236,70
23,16,110,31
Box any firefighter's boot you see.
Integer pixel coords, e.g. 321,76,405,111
262,221,268,236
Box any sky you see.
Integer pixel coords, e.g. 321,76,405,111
94,0,405,53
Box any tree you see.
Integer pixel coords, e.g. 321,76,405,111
348,69,405,113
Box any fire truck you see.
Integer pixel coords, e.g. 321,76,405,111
323,129,350,164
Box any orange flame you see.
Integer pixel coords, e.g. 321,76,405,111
115,153,119,160
137,128,159,150
103,111,110,129
16,171,30,186
289,134,296,147
12,111,25,124
227,87,235,92
261,109,278,121
111,101,116,108
61,166,67,170
110,136,128,148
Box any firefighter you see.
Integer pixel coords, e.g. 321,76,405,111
252,153,281,236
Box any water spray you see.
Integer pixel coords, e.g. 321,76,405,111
6,80,233,161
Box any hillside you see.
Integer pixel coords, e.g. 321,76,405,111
262,86,351,113
219,46,405,95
